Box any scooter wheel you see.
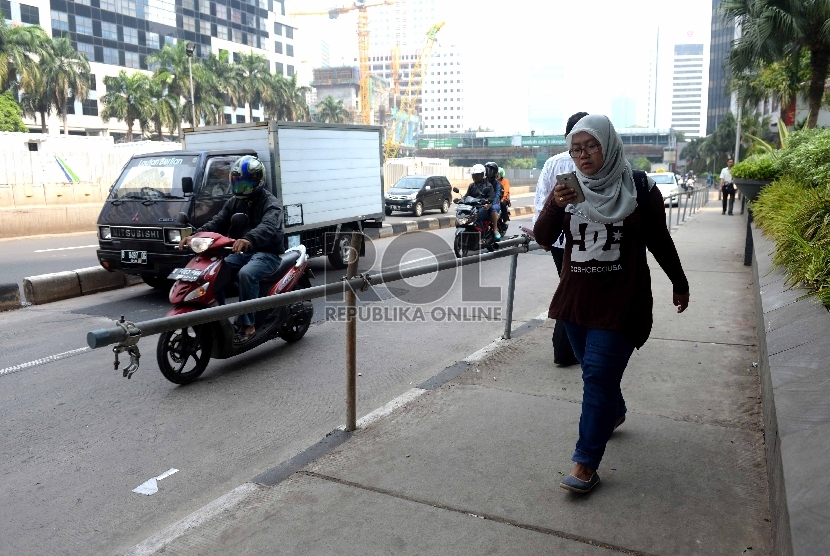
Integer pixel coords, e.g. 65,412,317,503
156,325,212,385
453,234,468,258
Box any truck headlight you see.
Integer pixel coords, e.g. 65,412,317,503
190,237,214,253
166,229,182,244
99,226,111,240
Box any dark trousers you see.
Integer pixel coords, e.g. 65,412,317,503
551,247,577,365
722,187,735,214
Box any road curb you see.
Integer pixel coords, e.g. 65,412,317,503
13,205,536,309
0,283,21,312
22,267,139,306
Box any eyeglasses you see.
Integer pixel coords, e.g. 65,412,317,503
568,143,601,159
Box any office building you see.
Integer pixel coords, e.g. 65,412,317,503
670,43,707,138
612,95,638,129
3,0,297,136
706,0,735,134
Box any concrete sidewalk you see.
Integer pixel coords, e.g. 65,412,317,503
129,196,772,556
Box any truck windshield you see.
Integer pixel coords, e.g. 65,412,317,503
110,155,199,199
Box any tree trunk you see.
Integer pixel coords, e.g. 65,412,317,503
247,102,252,123
62,103,68,135
157,119,164,141
39,111,47,134
127,121,133,142
806,48,830,128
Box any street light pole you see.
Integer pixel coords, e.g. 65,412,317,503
186,42,197,128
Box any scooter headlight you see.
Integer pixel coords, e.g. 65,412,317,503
190,237,214,253
184,282,210,302
456,215,471,226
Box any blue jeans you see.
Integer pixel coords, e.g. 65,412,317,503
563,321,635,470
224,251,282,327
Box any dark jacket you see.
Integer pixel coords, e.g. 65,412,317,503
464,180,494,204
197,189,285,255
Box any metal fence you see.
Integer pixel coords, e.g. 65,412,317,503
664,183,711,232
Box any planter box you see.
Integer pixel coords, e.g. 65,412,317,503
734,178,772,201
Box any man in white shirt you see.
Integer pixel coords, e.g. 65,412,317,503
719,157,735,215
531,111,588,366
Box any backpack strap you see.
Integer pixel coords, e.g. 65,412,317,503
631,170,651,207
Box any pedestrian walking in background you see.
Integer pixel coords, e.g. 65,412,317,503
533,111,589,366
720,158,735,215
534,115,690,494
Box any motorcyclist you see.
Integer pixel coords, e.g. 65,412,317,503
463,163,497,236
178,155,284,344
483,161,502,239
497,166,511,226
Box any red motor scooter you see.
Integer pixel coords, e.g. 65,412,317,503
156,215,314,384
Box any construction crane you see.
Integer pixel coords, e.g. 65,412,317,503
383,22,443,159
290,0,395,125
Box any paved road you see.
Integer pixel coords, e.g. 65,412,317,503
0,215,556,555
0,193,536,294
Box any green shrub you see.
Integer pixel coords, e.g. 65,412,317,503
731,152,781,180
776,128,830,187
753,176,830,308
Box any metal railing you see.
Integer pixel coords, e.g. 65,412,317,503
87,233,538,431
665,183,711,232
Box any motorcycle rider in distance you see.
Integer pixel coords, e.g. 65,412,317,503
178,155,285,344
463,163,498,238
497,166,511,226
483,161,502,239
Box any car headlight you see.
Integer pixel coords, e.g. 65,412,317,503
99,226,111,240
189,237,214,253
184,282,210,302
408,192,418,200
166,229,182,244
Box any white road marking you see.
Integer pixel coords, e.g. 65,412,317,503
0,347,90,377
133,468,179,496
34,245,99,253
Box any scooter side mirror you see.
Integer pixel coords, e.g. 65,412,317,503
452,187,460,193
229,212,249,238
177,212,190,225
181,176,194,195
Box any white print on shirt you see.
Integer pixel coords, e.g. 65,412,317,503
570,264,623,273
569,218,624,263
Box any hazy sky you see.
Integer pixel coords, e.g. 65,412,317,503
288,0,713,134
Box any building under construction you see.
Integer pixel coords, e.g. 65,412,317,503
311,67,390,126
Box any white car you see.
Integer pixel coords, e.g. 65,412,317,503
648,172,681,207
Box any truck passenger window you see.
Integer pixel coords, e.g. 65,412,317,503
199,157,236,198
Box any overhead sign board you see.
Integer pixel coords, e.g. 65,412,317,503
418,138,464,148
520,136,566,147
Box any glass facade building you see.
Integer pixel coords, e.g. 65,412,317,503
706,0,735,134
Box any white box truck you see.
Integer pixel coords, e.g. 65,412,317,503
96,121,385,287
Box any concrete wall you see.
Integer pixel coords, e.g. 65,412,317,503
752,225,830,556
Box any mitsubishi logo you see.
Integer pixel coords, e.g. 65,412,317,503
132,212,139,221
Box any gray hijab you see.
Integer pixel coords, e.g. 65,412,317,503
565,115,639,224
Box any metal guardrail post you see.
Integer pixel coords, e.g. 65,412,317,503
503,252,519,339
345,231,363,432
682,189,689,222
667,198,673,232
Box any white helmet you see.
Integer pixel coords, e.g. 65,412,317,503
471,164,485,175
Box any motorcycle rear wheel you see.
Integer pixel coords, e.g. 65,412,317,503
157,325,212,384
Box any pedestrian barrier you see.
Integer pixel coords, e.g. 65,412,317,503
86,234,541,431
664,183,711,232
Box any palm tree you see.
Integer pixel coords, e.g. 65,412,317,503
282,73,311,121
18,54,55,133
235,51,269,122
722,0,830,128
0,19,50,90
147,42,193,126
47,36,90,135
148,73,180,141
99,70,153,142
317,95,349,124
204,50,242,123
188,62,223,126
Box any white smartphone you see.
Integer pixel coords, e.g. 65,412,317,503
555,172,586,204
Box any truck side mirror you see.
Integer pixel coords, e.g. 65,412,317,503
177,212,190,225
452,187,460,193
181,176,194,195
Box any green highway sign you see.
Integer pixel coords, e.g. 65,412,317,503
485,137,512,147
521,136,566,147
418,138,464,148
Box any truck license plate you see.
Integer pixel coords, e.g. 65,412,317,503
121,250,147,264
168,268,202,282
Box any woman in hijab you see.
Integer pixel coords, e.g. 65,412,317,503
533,115,690,494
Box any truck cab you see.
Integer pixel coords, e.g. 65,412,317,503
96,149,257,288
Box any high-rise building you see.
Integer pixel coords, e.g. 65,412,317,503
612,96,638,129
670,43,706,138
706,0,735,134
367,0,438,50
4,0,297,136
420,42,464,132
527,66,565,135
